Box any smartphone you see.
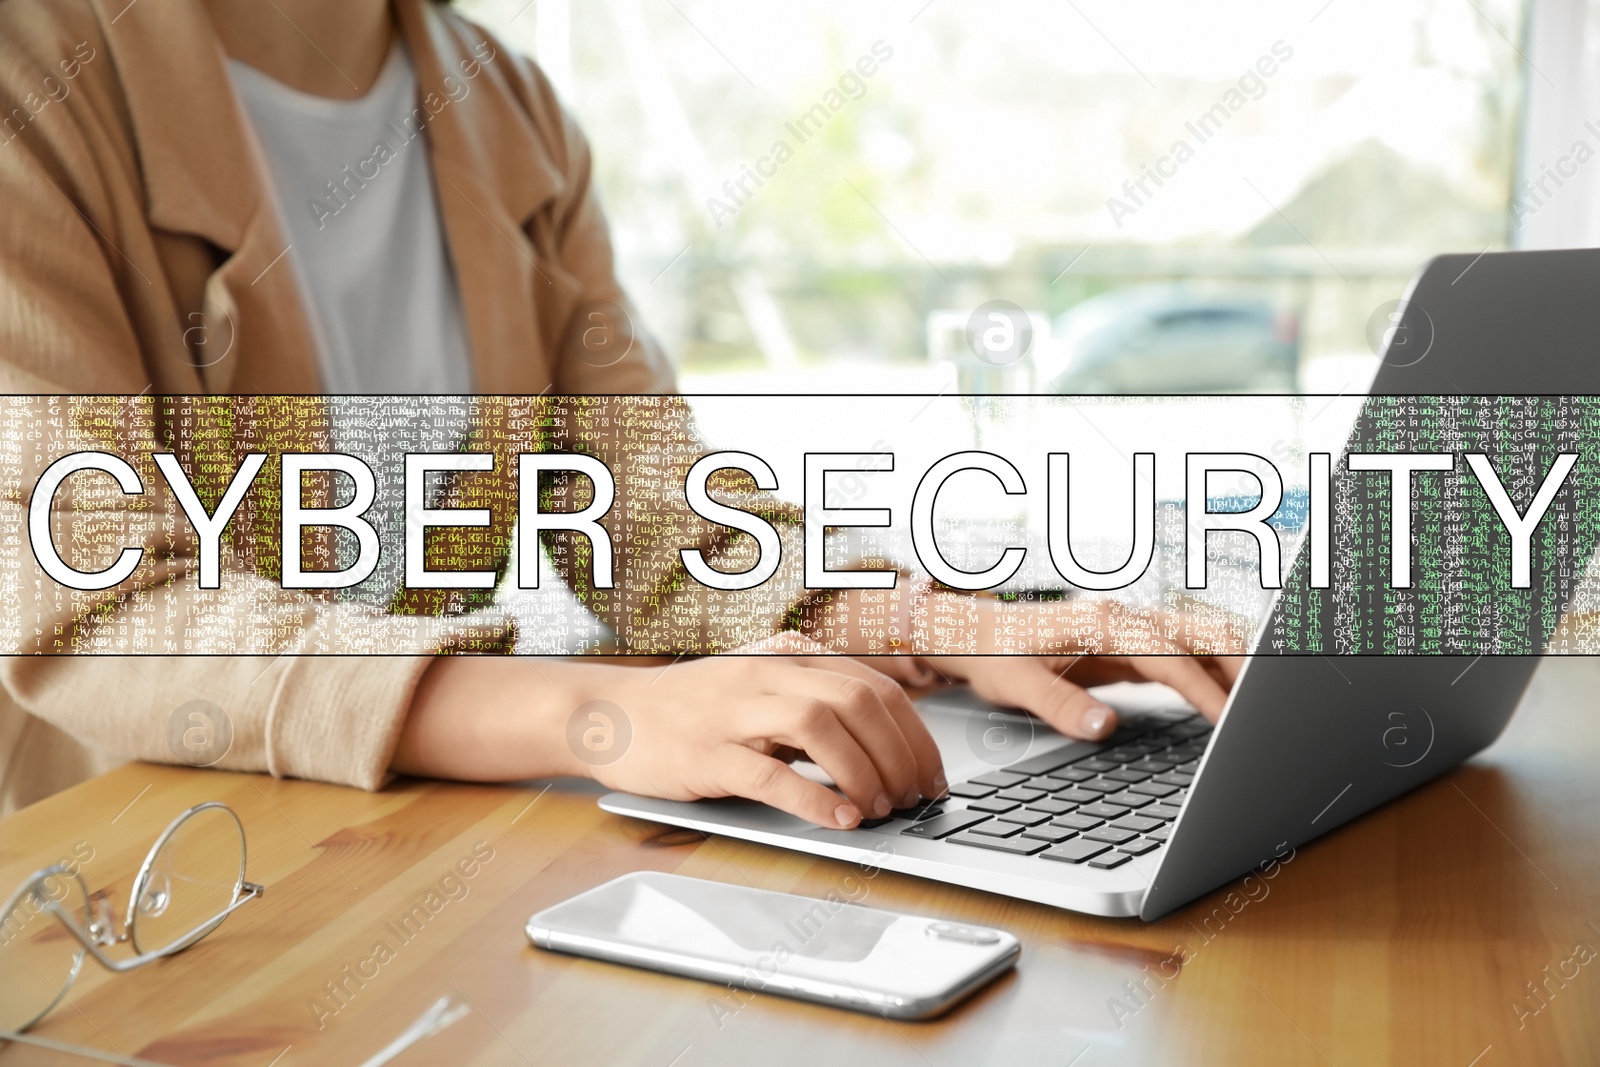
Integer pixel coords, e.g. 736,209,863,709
525,871,1020,1019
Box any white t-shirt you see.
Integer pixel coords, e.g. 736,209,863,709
227,43,474,395
229,46,475,605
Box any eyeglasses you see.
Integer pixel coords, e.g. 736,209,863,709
0,802,264,1034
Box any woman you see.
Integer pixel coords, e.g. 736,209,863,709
0,0,1240,821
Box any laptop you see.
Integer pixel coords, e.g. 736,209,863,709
601,248,1600,919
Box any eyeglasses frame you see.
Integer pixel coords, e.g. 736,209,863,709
0,801,264,1034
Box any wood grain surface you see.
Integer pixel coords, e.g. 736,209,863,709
2,657,1597,1066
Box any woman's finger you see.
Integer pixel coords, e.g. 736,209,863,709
752,693,894,819
712,744,861,828
963,657,1120,741
863,655,942,689
1197,657,1233,692
1123,654,1231,720
732,633,934,809
792,657,947,803
783,668,919,808
1046,654,1143,688
1211,654,1246,684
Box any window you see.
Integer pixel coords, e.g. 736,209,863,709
461,0,1526,395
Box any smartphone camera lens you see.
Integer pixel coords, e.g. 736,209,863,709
926,921,1002,945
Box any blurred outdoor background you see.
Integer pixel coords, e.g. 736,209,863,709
459,0,1528,398
454,0,1600,648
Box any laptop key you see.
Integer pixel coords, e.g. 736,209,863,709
1020,825,1078,843
1087,851,1131,869
969,770,1030,788
1073,758,1118,774
1119,838,1162,856
860,804,943,828
947,782,998,799
1076,803,1126,820
1040,839,1111,863
895,804,941,819
1148,826,1172,841
1001,725,1146,777
1111,815,1165,834
1144,804,1184,821
1177,760,1200,773
900,811,990,839
1053,788,1102,805
946,831,1050,855
996,786,1048,802
1127,758,1177,774
1025,798,1078,815
970,819,1025,837
1103,791,1154,809
1154,772,1194,787
1106,767,1152,783
1074,779,1120,795
1130,781,1180,798
1082,826,1139,845
995,809,1051,826
966,797,1021,814
1050,812,1105,831
1024,775,1072,791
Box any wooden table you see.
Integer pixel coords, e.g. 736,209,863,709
2,658,1598,1067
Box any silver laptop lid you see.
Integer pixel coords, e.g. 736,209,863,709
1140,248,1600,918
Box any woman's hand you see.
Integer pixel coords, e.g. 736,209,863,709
394,633,946,830
835,591,1245,742
394,595,1238,829
587,633,945,829
917,596,1244,741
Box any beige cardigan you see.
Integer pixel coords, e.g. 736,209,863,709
0,0,813,812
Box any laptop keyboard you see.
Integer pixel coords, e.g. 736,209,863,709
872,712,1212,870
